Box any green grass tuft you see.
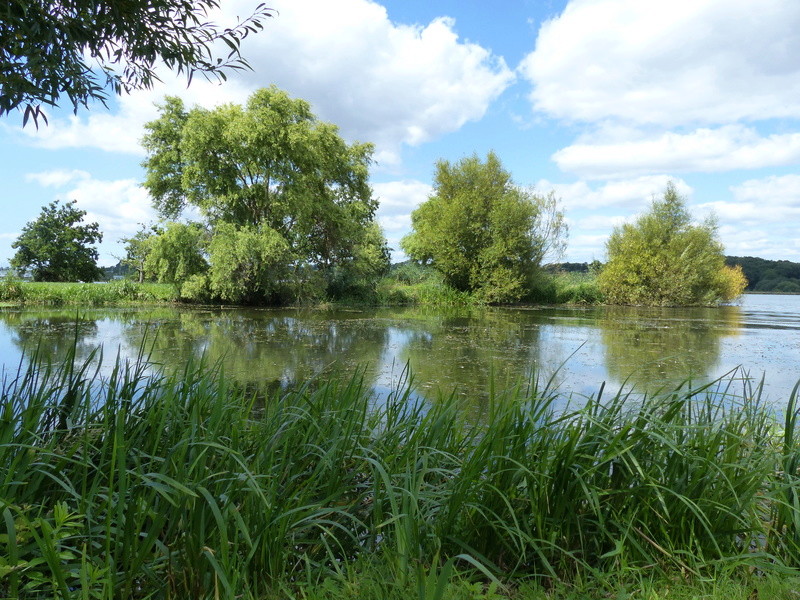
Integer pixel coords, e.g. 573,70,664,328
2,349,800,598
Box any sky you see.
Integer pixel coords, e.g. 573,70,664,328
2,0,800,267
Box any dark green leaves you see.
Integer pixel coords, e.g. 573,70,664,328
0,1,274,126
10,200,103,282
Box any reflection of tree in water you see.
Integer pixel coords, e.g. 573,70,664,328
120,308,389,391
1,310,101,365
390,307,547,412
598,305,742,394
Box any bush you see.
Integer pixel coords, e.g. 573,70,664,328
180,273,211,303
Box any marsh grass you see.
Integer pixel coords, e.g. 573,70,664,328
1,347,799,599
0,280,177,306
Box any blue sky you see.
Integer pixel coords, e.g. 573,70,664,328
1,0,799,267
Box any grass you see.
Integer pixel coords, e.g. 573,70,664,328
376,263,478,306
375,264,604,307
0,279,178,306
2,346,800,599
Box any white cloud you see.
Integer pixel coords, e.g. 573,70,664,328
697,174,800,229
538,175,691,211
563,233,610,262
238,0,514,158
373,180,432,216
20,0,514,164
25,169,91,188
553,126,800,179
373,179,432,260
575,215,627,231
520,0,800,126
21,79,252,155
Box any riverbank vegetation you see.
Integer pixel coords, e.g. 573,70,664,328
726,255,800,293
138,87,390,306
401,153,568,304
3,350,800,598
0,278,176,306
598,183,747,306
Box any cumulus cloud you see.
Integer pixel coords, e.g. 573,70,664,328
520,0,800,126
372,179,432,259
373,180,432,217
697,175,800,236
538,175,691,211
553,126,800,179
25,169,91,188
20,79,252,155
235,0,514,160
20,0,513,164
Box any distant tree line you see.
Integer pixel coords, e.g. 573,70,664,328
725,256,800,293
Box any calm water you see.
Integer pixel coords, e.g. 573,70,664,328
0,294,798,404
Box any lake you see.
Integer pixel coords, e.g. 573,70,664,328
1,293,798,406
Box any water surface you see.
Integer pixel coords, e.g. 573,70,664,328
1,294,798,405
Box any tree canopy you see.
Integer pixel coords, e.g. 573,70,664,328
725,255,800,293
400,152,567,303
11,200,103,282
598,183,747,306
141,86,389,304
1,1,273,126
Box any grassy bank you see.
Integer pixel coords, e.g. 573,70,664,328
0,266,603,309
2,348,800,598
375,264,603,306
0,279,177,306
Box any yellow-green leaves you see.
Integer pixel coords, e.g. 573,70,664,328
598,183,746,306
401,152,567,303
141,86,388,304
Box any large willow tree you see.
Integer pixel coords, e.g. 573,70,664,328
598,183,747,306
141,86,389,304
401,152,566,303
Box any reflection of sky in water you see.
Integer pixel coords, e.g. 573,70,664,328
0,294,798,408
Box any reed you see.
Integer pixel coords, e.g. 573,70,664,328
0,280,177,306
0,349,798,599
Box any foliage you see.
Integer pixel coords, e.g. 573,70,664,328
0,281,176,305
3,349,800,598
206,222,293,304
598,183,747,306
142,87,388,304
10,200,103,282
726,255,800,292
550,270,603,304
1,0,273,126
375,264,477,306
328,222,392,302
401,152,567,303
120,223,160,283
143,221,208,292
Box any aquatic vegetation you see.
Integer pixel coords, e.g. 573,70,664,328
0,280,177,305
1,349,800,598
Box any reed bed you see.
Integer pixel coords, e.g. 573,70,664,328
0,280,177,306
1,348,799,599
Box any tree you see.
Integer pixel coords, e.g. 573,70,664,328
142,86,387,303
206,222,293,304
1,1,273,126
143,221,208,293
11,200,103,281
598,183,747,306
400,152,567,303
120,223,160,283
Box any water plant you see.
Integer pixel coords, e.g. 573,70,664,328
1,347,799,598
